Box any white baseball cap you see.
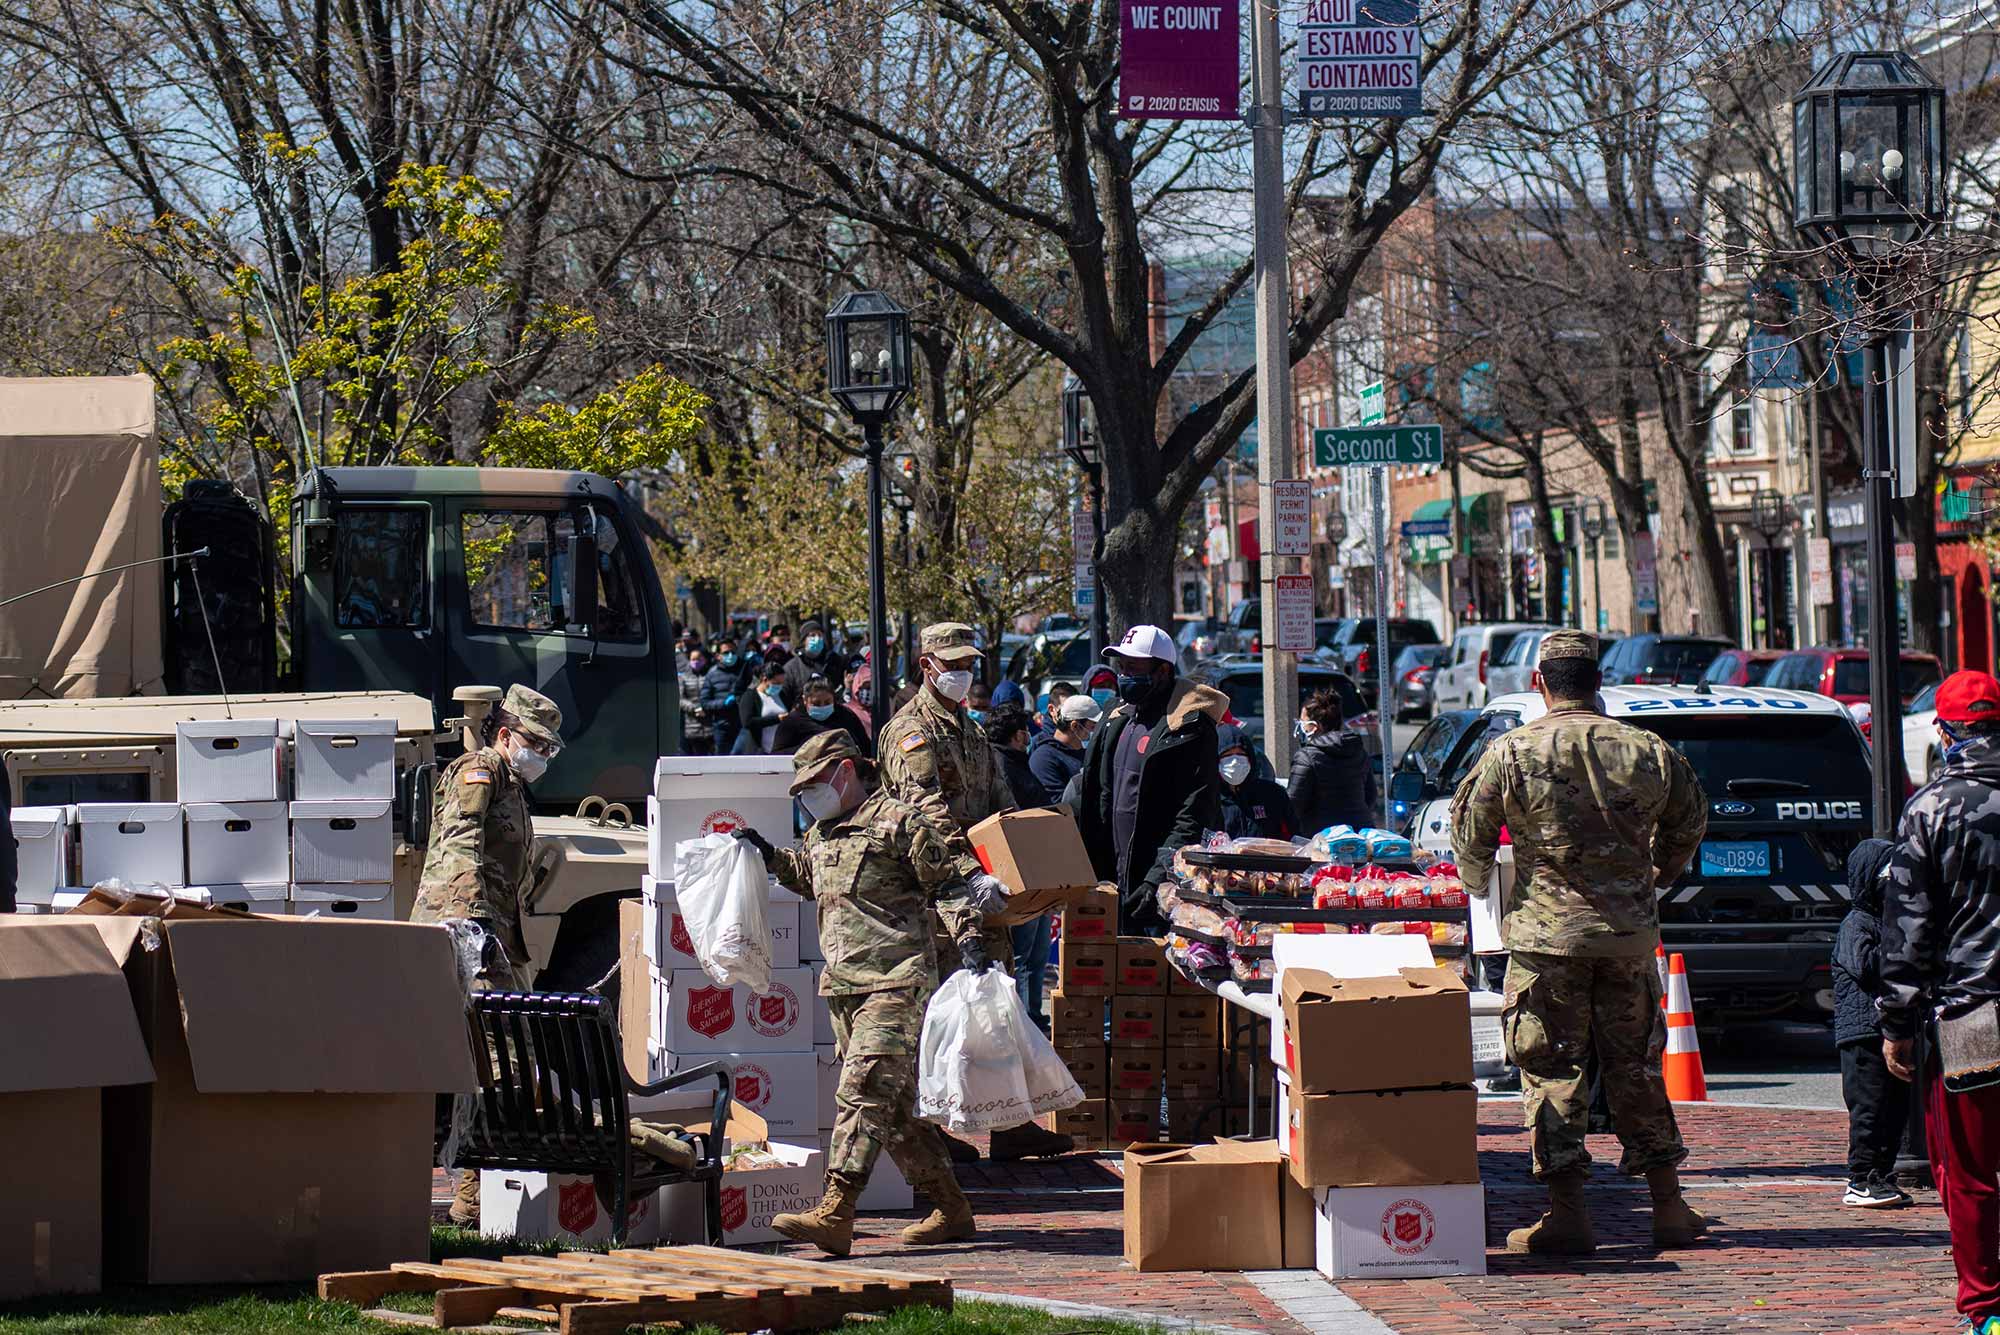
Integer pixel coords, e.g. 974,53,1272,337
1102,624,1177,665
1058,694,1104,723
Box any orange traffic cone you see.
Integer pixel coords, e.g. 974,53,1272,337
1655,944,1668,1010
1662,952,1708,1102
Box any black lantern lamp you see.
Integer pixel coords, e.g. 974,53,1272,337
1792,51,1947,258
1061,375,1110,658
1062,375,1098,471
826,291,913,422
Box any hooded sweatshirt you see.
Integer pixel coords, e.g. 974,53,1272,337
1832,837,1895,1048
1881,733,2000,1040
1288,728,1378,835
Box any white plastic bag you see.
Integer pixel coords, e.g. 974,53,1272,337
671,833,772,994
917,968,1083,1132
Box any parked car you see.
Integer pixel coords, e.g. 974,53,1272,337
1323,618,1442,706
1387,706,1481,823
1484,627,1556,699
1432,622,1555,712
1186,656,1378,761
1598,634,1735,686
1174,617,1224,668
1390,644,1449,722
1701,648,1787,688
1395,683,1872,1019
1761,647,1942,708
1904,680,1941,789
1004,630,1092,706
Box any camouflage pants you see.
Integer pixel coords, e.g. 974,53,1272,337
1503,951,1687,1180
826,988,954,1187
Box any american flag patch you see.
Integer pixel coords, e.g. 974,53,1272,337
462,768,494,786
900,734,927,752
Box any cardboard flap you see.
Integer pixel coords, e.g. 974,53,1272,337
1283,965,1467,1006
164,920,478,1094
0,919,155,1092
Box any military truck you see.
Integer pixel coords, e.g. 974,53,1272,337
1,375,680,987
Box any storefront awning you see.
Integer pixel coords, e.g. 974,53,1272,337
1406,493,1497,562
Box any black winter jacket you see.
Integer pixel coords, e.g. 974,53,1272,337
1220,775,1297,842
1833,838,1895,1048
1882,735,2000,1040
1287,730,1378,834
1078,678,1227,935
998,745,1052,807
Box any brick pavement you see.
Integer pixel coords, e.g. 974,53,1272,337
438,1102,1958,1334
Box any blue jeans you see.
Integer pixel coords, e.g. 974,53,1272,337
1011,913,1054,1027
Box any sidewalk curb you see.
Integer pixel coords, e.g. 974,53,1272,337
959,1288,1276,1334
1249,1271,1402,1334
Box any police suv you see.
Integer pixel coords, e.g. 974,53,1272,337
1392,684,1872,1020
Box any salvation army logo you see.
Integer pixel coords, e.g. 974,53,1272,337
701,808,747,835
1381,1198,1437,1256
733,1062,773,1110
558,1178,598,1235
687,985,736,1039
670,913,695,958
748,981,800,1037
720,1185,748,1232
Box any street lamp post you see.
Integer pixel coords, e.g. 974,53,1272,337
1749,489,1792,650
1792,50,1947,835
1062,376,1110,660
826,290,914,738
1580,502,1606,636
887,453,919,689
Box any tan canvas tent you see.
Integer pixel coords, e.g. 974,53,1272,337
0,376,164,698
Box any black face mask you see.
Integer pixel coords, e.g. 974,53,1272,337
1116,669,1165,706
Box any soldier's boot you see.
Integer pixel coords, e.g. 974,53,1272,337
988,1120,1073,1162
771,1172,864,1258
1646,1167,1708,1248
1505,1171,1595,1255
902,1168,977,1246
448,1168,481,1228
936,1128,982,1164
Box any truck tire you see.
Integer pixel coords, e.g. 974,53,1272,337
534,893,630,993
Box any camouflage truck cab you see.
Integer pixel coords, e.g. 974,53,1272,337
292,466,681,814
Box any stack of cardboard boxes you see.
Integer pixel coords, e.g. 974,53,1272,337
10,717,397,919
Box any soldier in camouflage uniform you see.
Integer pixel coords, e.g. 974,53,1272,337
413,683,563,1226
875,622,1073,1161
1452,630,1709,1255
733,731,986,1257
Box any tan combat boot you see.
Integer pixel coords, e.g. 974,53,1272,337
772,1173,865,1257
1506,1171,1595,1255
448,1168,480,1228
1647,1167,1708,1248
901,1168,977,1246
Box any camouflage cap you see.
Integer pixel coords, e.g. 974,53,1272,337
1537,630,1599,666
919,622,982,663
501,683,564,749
789,729,872,792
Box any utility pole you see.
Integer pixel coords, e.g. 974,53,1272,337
1250,0,1299,776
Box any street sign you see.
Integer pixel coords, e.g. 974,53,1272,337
1359,380,1385,426
1313,424,1444,468
1897,542,1917,582
1890,319,1919,500
1633,532,1659,614
1808,537,1833,606
1272,479,1312,556
1072,503,1095,567
1118,0,1239,120
1074,561,1096,613
1298,0,1423,119
1401,517,1450,538
1274,573,1315,652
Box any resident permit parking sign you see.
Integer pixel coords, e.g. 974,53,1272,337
1273,479,1312,557
1274,573,1315,653
1298,0,1423,119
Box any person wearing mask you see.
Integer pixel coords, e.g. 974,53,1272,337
965,677,993,728
740,662,791,754
1217,723,1296,841
844,663,877,739
1036,681,1078,739
1288,686,1377,835
1076,625,1225,936
773,676,871,756
413,684,564,1225
1029,694,1099,801
785,619,840,703
987,704,1046,807
679,647,715,756
1452,631,1708,1256
732,732,987,1257
702,637,748,755
1082,665,1119,718
1833,837,1913,1209
1882,671,2000,1335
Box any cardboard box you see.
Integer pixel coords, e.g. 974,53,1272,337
1062,886,1117,941
1107,996,1165,1048
1057,944,1114,995
658,967,816,1054
184,801,290,887
0,919,157,1299
479,1171,661,1245
76,803,185,888
9,805,71,905
1123,1140,1314,1272
1043,1098,1107,1146
289,883,395,922
1110,1048,1163,1096
1314,1183,1487,1279
657,1104,824,1246
664,1049,817,1143
1108,1098,1159,1146
291,718,396,800
967,807,1098,925
815,1043,839,1131
1051,993,1105,1044
1269,934,1434,1067
1115,936,1169,995
176,718,282,802
1163,996,1221,1047
289,800,395,883
641,874,801,972
86,914,477,1284
618,900,649,1084
1163,1045,1218,1098
814,1131,911,1211
207,882,289,913
649,755,796,881
1056,1043,1107,1098
1281,966,1472,1094
1164,1097,1214,1144
1285,1087,1479,1189
1168,957,1211,995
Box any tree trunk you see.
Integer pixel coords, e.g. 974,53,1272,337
1099,504,1179,633
1666,443,1734,637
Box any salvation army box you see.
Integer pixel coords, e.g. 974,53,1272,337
664,1049,816,1143
659,967,815,1054
968,807,1098,925
480,1171,661,1246
1314,1183,1487,1279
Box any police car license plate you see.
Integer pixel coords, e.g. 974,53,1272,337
1699,840,1770,877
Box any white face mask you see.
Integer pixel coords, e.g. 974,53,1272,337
506,736,550,783
932,669,974,702
798,783,843,822
1219,755,1252,786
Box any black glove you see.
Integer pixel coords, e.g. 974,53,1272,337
959,938,991,974
732,826,775,859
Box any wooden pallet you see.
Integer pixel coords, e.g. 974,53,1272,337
320,1245,952,1334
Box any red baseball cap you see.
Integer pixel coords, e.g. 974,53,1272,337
1936,670,2000,724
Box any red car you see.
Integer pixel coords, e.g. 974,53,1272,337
1762,647,1942,708
1698,649,1788,688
